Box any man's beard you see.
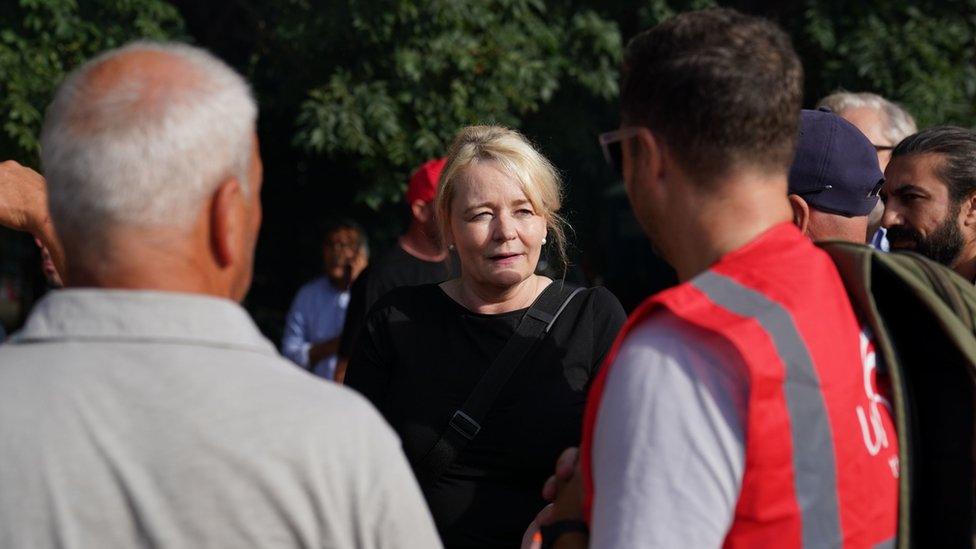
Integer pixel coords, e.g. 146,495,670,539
887,207,965,267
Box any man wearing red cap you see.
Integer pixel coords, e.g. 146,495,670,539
335,158,458,382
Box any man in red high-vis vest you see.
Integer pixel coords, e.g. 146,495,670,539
532,8,899,549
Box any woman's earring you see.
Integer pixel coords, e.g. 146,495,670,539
448,244,455,251
541,238,547,245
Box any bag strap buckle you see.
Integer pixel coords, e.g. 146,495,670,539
449,410,481,440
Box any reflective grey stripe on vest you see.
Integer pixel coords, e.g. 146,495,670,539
873,537,895,549
692,271,842,548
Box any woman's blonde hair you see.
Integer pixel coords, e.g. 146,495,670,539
435,125,569,273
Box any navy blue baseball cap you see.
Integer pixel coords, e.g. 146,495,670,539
788,108,884,217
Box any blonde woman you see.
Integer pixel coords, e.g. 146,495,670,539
345,126,625,548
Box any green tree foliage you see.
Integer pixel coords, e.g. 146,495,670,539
0,0,185,163
3,0,976,207
292,0,621,209
797,0,976,128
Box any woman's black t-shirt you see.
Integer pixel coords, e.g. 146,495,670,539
345,283,626,548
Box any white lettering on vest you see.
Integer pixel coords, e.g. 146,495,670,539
856,328,892,457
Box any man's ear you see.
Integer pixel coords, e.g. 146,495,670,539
630,128,666,188
210,178,244,268
411,199,433,223
788,194,811,234
961,192,976,228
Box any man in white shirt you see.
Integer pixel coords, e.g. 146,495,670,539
0,41,440,548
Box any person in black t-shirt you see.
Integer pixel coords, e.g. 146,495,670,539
345,126,626,548
335,158,459,382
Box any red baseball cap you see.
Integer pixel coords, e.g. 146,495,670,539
405,158,447,204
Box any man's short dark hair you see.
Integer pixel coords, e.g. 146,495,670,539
891,126,976,202
319,218,367,249
620,8,803,183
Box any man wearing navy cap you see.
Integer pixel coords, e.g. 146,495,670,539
788,108,885,243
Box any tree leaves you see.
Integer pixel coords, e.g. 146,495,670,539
0,0,185,164
797,0,976,128
293,0,621,209
3,0,976,209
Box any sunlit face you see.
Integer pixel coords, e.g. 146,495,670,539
447,162,548,290
882,152,966,266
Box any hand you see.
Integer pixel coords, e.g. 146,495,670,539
520,447,586,549
0,161,65,277
308,337,340,367
0,160,49,234
541,447,585,523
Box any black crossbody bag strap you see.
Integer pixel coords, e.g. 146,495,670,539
418,281,585,481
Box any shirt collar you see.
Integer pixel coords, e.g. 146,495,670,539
312,276,346,295
12,289,277,355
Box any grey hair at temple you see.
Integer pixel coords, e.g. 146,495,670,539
817,91,917,145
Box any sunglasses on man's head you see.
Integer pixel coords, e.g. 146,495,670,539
598,127,642,174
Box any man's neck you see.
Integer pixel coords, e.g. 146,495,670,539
663,173,793,281
62,231,234,299
399,223,447,262
952,246,976,283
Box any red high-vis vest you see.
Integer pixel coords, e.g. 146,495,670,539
580,223,898,548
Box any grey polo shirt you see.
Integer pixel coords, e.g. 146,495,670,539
0,289,441,549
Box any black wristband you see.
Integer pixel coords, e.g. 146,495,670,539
540,519,589,548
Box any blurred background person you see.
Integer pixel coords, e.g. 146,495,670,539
882,126,976,282
345,125,626,548
817,91,918,248
281,219,367,379
335,157,458,382
788,108,885,243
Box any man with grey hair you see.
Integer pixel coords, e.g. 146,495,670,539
817,91,917,171
0,42,441,548
817,91,918,248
